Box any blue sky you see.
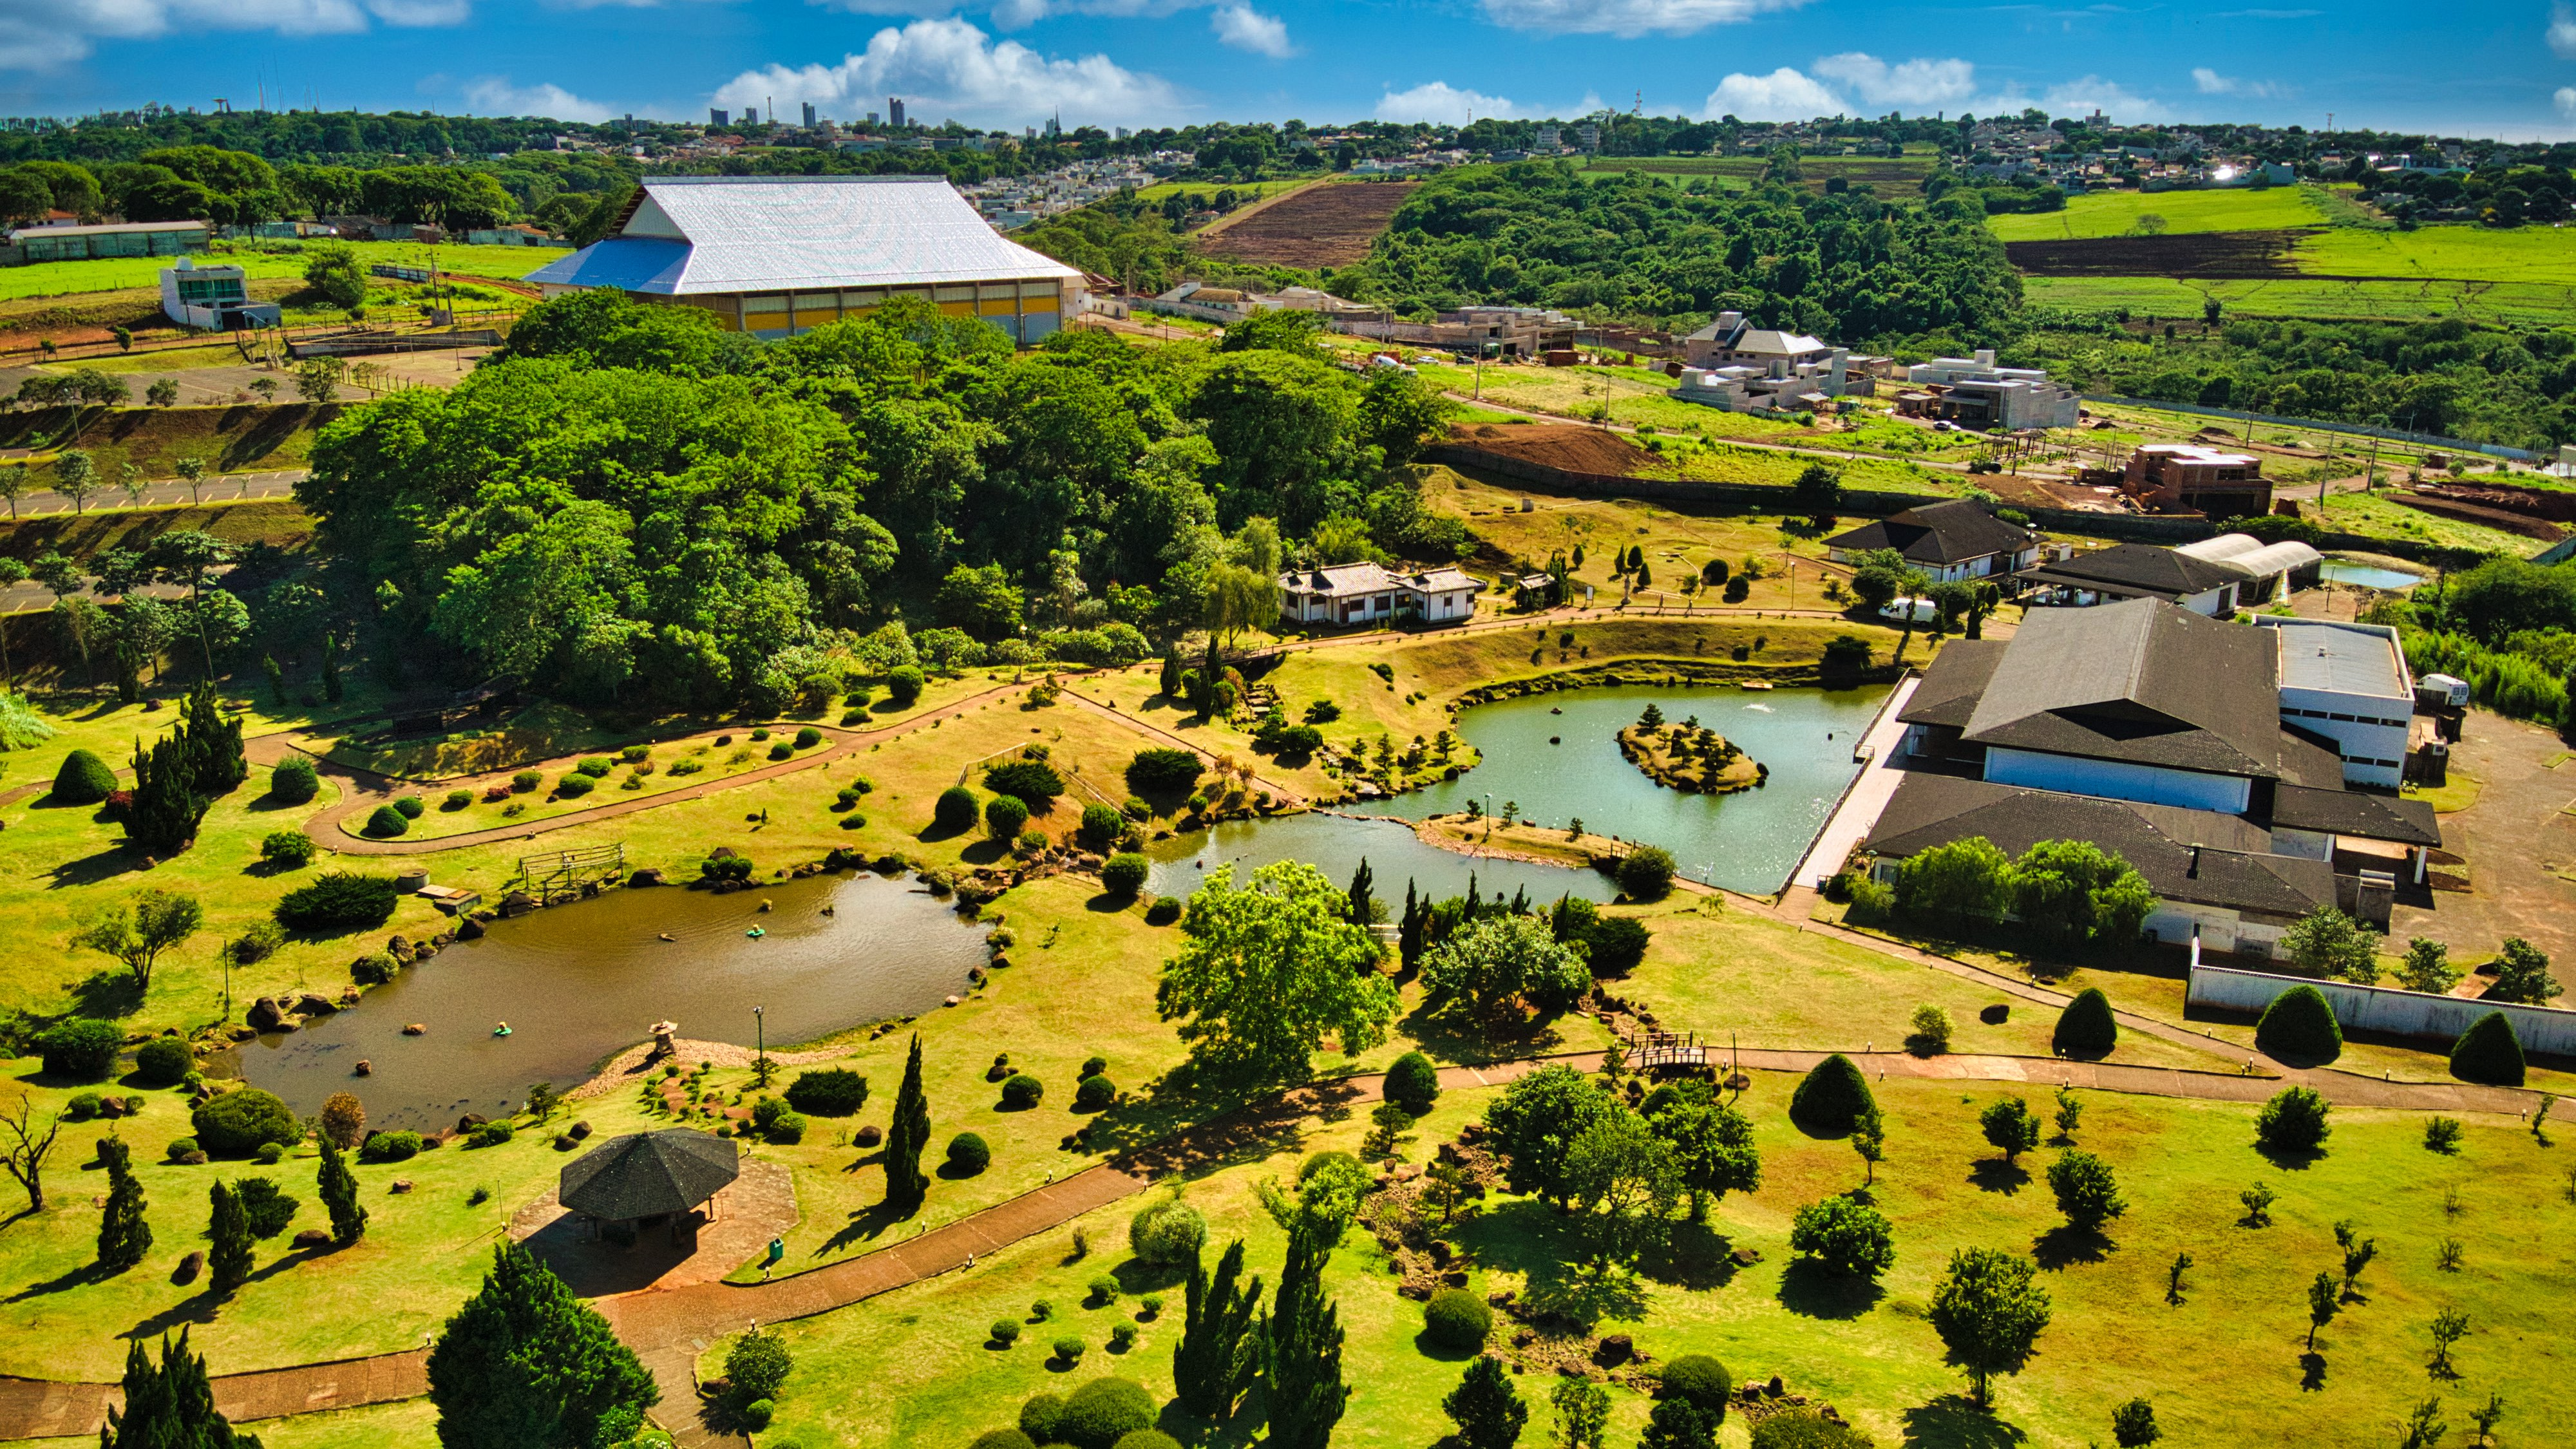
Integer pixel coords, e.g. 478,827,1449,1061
10,0,2576,143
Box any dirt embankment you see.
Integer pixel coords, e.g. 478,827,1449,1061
0,402,340,476
0,499,312,561
1198,181,1420,268
1443,423,1658,475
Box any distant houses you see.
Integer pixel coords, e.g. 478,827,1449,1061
1276,562,1481,628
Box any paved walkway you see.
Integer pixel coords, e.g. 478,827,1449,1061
1785,672,1918,893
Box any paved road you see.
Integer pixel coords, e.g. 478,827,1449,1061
0,467,306,526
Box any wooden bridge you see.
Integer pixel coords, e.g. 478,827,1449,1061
506,842,627,905
1624,1027,1710,1075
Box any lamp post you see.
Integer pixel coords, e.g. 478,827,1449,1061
753,1005,768,1086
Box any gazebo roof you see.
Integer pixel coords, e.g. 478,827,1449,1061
559,1128,739,1220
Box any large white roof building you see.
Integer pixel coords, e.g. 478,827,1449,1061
527,175,1083,345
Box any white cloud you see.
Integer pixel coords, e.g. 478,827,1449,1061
464,76,618,121
2553,3,2576,59
2190,66,2281,99
1374,81,1515,125
0,0,455,70
1482,0,1812,38
370,0,470,21
711,17,1187,129
1811,52,1975,107
1702,68,1844,122
2559,86,2576,120
1208,2,1289,56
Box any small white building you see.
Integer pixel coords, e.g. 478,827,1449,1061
2257,616,2414,791
1895,350,2081,430
1278,563,1480,628
159,257,282,330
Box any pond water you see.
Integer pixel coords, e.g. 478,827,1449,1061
219,871,988,1130
2321,561,2427,592
1149,683,1889,902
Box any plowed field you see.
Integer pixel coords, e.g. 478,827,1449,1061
1198,181,1419,267
2003,231,2307,278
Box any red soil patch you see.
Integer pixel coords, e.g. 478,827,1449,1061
1442,423,1656,476
1199,182,1419,268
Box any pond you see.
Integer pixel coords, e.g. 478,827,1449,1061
1149,683,1890,902
218,871,989,1130
2321,561,2427,592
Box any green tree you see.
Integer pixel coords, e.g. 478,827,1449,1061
1564,1109,1680,1265
96,1135,152,1272
1173,1237,1263,1418
2282,906,2382,983
1550,1376,1609,1449
207,1180,253,1293
102,1331,256,1449
2306,1268,2338,1349
2395,937,2460,994
934,562,1026,641
1483,1064,1625,1208
1980,1098,2041,1164
1648,1087,1761,1222
1791,463,1844,513
303,242,368,310
1261,1211,1350,1449
2490,938,2560,1004
881,1033,932,1213
2110,1397,2161,1447
1155,862,1396,1081
1638,1398,1713,1449
1928,1246,2052,1406
2009,840,2155,950
2046,1150,2126,1232
427,1241,658,1449
1419,913,1593,1024
1443,1356,1528,1449
53,449,97,514
318,1133,366,1245
70,888,204,992
1788,1193,1895,1280
1894,836,2013,929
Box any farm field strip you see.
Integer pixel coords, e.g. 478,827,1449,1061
1197,179,1421,267
2022,274,2576,325
1986,185,2332,240
0,241,558,303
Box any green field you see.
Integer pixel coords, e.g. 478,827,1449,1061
1581,152,1939,198
2022,273,2576,326
1130,177,1319,206
0,242,556,303
1987,187,2330,242
2298,224,2576,286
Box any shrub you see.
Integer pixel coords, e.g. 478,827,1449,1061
2254,985,2342,1064
53,748,118,804
66,1091,102,1120
135,1036,193,1086
359,1132,422,1163
37,1018,122,1079
737,1399,773,1430
764,1111,807,1144
1052,1336,1085,1365
1144,897,1181,926
443,789,473,810
1128,1195,1207,1266
350,951,397,985
2053,987,2118,1057
269,755,320,804
1053,1380,1154,1449
1019,1394,1065,1443
1107,1323,1138,1352
1079,802,1124,847
1099,853,1148,896
469,1121,515,1147
2448,1010,2526,1086
1125,748,1202,795
362,803,408,837
1749,1410,1871,1449
985,794,1031,842
1016,828,1050,855
1586,916,1651,975
511,770,542,793
727,1326,793,1402
1087,1273,1121,1305
276,871,400,931
1422,1288,1490,1349
1000,1073,1044,1110
1074,1074,1116,1112
260,828,317,867
166,1137,200,1162
556,773,596,797
934,786,980,831
2425,1116,2464,1154
768,742,793,761
254,1141,283,1165
1788,1054,1875,1136
947,1132,991,1174
238,1177,300,1238
1617,845,1676,901
1789,1193,1896,1279
2255,1085,2333,1155
794,726,821,749
193,1088,299,1156
1658,1354,1732,1420
1908,1003,1953,1054
392,795,425,819
231,921,285,965
886,666,925,705
985,761,1066,802
1385,1050,1441,1117
786,1068,869,1116
990,1320,1023,1347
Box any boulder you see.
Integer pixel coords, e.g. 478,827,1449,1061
294,992,336,1016
387,935,414,963
570,1121,592,1139
354,1061,372,1077
390,1179,413,1194
629,867,667,887
173,1251,204,1285
499,891,536,918
178,1151,207,1165
1593,1335,1633,1367
457,918,486,940
708,846,737,861
231,1027,258,1041
457,1113,488,1134
246,997,292,1031
402,1023,428,1036
854,1124,882,1148
293,1229,331,1248
412,943,438,962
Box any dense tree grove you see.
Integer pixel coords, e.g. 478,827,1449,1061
1336,160,2022,340
296,290,1454,709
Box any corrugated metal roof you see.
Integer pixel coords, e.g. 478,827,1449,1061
7,220,208,240
526,175,1080,296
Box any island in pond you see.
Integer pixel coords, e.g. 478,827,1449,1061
1616,703,1765,793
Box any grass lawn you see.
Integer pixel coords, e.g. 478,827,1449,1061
0,243,556,305
1580,154,1939,199
752,1069,2573,1449
59,343,255,375
2023,274,2576,327
0,402,343,484
1986,187,2329,242
2296,224,2576,287
1428,468,1855,610
2315,489,2550,558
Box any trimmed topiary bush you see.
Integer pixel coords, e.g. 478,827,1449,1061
1658,1354,1733,1420
1749,1410,1871,1449
935,786,980,831
37,1018,122,1079
1110,1432,1178,1449
985,793,1031,842
947,1132,991,1175
2054,987,2117,1058
359,1131,422,1163
1617,845,1676,902
135,1036,193,1086
1789,1053,1876,1136
53,748,118,804
1422,1288,1490,1349
275,871,400,931
1385,1050,1441,1118
999,1073,1043,1110
1074,1074,1116,1112
974,1430,1035,1449
1586,916,1651,976
989,1321,1024,1349
785,1068,869,1116
1019,1394,1065,1444
2448,1010,2526,1086
392,795,425,819
1099,853,1148,896
363,804,410,837
192,1088,299,1156
469,1121,515,1147
1125,748,1202,796
1144,896,1181,926
1051,1378,1153,1449
269,755,320,804
795,726,821,749
985,760,1066,802
2254,984,2343,1065
555,772,596,797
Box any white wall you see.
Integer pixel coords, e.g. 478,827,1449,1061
2280,686,2409,788
1985,747,2253,813
2188,961,2576,1054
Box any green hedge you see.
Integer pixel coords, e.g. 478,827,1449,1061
2448,1010,2526,1086
2052,987,2117,1058
1788,1053,1875,1136
2254,984,2342,1065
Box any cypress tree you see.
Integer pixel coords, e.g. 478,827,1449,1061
1261,1215,1349,1449
127,731,209,857
882,1032,931,1213
320,632,341,703
2448,1010,2526,1086
95,1135,151,1273
178,679,247,796
1441,1356,1528,1449
2052,988,2118,1059
1399,880,1424,969
1173,1238,1264,1418
319,1134,367,1245
207,1180,253,1293
262,654,286,705
1347,857,1376,927
1159,645,1185,701
428,1241,659,1449
103,1330,255,1449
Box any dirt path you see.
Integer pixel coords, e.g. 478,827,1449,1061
2389,712,2576,962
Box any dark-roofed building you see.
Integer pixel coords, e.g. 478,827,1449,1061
559,1128,739,1243
1825,502,2041,585
2014,542,2252,615
1861,596,2441,956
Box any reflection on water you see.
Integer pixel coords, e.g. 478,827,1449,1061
220,871,987,1130
1146,811,1616,906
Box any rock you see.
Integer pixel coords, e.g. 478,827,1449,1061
458,918,486,940
854,1124,882,1148
1765,1375,1785,1397
570,1121,592,1139
554,1133,578,1150
1397,1283,1430,1301
432,931,456,948
457,1113,487,1134
500,891,536,918
173,1251,204,1284
294,1229,331,1248
1457,1122,1486,1145
1393,1163,1421,1182
412,943,438,962
388,935,414,963
354,1061,372,1077
390,1179,413,1194
247,997,291,1031
295,992,336,1016
1512,1330,1536,1348
1730,1246,1762,1266
942,995,960,1007
339,985,363,1005
402,1023,427,1036
1428,1240,1452,1265
231,1026,257,1041
708,845,737,860
1443,1269,1469,1287
1594,1335,1633,1367
630,867,666,887
179,1151,207,1165
989,954,1012,971
100,1096,126,1118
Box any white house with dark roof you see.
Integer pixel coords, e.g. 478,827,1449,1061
1278,563,1480,628
526,175,1082,344
1823,501,2042,584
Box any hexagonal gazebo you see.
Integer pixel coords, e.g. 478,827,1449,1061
558,1128,739,1245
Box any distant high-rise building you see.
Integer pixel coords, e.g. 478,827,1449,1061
889,97,906,128
710,108,730,126
743,107,758,125
802,102,817,128
866,111,879,126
